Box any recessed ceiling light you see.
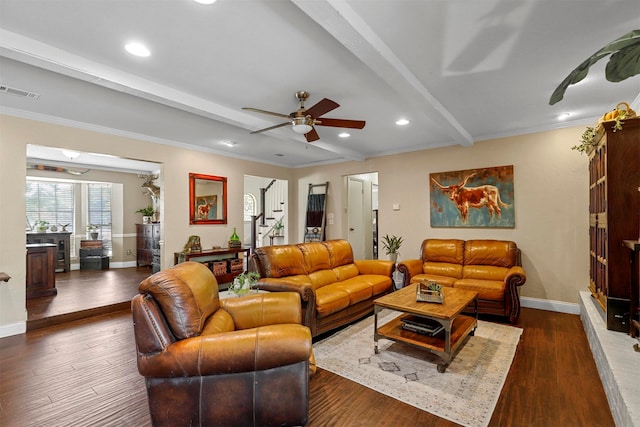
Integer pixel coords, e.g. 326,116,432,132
396,119,410,126
125,42,150,57
338,132,350,138
194,0,217,4
274,153,284,157
558,112,571,120
222,140,236,147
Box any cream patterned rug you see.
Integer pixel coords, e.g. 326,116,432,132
313,311,523,427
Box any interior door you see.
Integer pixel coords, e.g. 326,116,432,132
347,177,365,259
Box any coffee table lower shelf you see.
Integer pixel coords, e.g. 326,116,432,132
375,314,477,373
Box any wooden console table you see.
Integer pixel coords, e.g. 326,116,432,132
174,247,250,287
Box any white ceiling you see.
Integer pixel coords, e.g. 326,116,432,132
1,0,639,170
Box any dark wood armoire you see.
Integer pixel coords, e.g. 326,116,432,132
588,117,640,332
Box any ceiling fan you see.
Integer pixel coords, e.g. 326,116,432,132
242,91,366,142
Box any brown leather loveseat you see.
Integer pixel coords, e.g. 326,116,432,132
132,261,314,426
252,239,395,337
397,239,526,323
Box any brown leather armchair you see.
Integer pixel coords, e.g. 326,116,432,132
132,261,314,427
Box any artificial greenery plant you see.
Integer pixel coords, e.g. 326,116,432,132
136,205,155,216
550,29,640,105
228,271,260,296
381,234,403,255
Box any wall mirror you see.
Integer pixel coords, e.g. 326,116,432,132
189,173,227,224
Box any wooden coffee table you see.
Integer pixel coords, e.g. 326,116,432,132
374,284,478,373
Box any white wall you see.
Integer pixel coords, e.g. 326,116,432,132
294,126,589,305
0,114,589,337
0,115,293,337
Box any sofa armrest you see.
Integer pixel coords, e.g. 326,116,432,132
255,278,316,329
505,266,526,287
137,324,312,377
353,259,395,276
396,259,423,287
221,292,302,329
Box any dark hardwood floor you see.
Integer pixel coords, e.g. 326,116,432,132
26,267,153,330
3,268,615,426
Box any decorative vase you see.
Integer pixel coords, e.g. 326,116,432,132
389,253,398,263
142,216,152,224
230,227,240,242
90,232,99,240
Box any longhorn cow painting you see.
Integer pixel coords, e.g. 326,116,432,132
430,165,514,228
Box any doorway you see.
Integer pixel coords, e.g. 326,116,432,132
244,175,288,249
25,144,161,326
346,172,378,259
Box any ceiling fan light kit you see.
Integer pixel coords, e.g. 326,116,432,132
292,116,313,134
243,91,366,143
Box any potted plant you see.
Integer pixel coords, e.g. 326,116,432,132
273,218,284,236
86,224,99,240
381,234,403,263
228,271,260,296
136,205,155,224
35,220,49,232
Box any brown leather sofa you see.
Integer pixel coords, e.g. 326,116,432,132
252,239,395,337
131,261,314,427
397,239,526,323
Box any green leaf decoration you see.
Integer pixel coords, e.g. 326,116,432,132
549,30,640,105
606,42,640,82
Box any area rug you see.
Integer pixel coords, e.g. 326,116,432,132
313,311,523,427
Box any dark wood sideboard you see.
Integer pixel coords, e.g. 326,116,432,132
136,223,160,273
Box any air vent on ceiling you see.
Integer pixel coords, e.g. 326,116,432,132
0,85,40,100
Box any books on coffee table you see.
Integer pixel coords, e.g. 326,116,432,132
401,315,444,336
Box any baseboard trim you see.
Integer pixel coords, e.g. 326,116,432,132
0,320,27,338
70,260,137,270
520,296,581,315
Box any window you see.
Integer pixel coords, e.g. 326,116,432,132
244,193,256,221
25,180,74,232
88,183,112,256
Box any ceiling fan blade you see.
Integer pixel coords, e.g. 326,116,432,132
250,122,290,134
305,98,339,118
315,118,366,129
305,127,320,142
242,107,292,120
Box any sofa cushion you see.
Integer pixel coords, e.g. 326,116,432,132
453,279,505,301
409,273,457,287
138,261,219,340
422,261,463,279
308,269,340,290
315,286,350,318
334,278,373,305
255,245,307,278
464,240,517,268
353,274,394,295
323,239,354,268
421,239,465,264
299,242,331,273
462,265,510,281
332,264,360,281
